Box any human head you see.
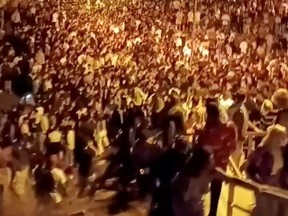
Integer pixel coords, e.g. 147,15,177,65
271,88,288,110
233,92,246,107
261,124,287,148
260,99,273,115
205,102,220,126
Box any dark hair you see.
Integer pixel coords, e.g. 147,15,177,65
34,167,55,195
233,93,246,103
0,136,12,149
205,102,220,120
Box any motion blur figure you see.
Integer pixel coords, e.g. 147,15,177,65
149,138,187,216
196,101,236,216
172,146,213,216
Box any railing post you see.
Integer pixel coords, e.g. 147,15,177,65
247,134,254,156
227,183,235,216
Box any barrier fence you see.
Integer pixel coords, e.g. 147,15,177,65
223,129,288,216
218,167,288,216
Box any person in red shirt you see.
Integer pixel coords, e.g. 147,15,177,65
197,101,237,216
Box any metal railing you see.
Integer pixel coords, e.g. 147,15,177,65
217,168,288,216
245,131,267,157
224,128,286,216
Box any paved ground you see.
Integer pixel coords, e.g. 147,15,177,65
3,186,254,216
2,167,255,216
3,186,148,216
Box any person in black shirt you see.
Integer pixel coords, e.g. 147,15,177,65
149,139,188,216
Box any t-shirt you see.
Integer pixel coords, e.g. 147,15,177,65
49,130,62,143
240,41,248,54
275,16,281,24
175,37,182,47
221,14,230,26
176,11,183,25
197,122,236,169
21,123,30,135
257,46,265,57
183,45,191,57
195,11,201,24
52,12,58,23
67,130,75,150
40,114,49,133
35,50,45,65
188,11,193,23
51,167,67,185
266,34,273,47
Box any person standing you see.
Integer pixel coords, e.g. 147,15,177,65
66,124,75,166
196,102,237,216
187,10,193,30
176,10,183,30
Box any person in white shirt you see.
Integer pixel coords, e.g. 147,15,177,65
175,37,182,47
11,9,21,24
240,40,248,55
183,43,192,60
52,11,59,29
187,10,193,29
176,10,183,30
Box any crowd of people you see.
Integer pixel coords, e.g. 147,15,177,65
1,0,288,215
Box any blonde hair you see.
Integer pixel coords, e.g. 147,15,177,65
260,99,273,115
271,88,288,109
260,124,287,147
